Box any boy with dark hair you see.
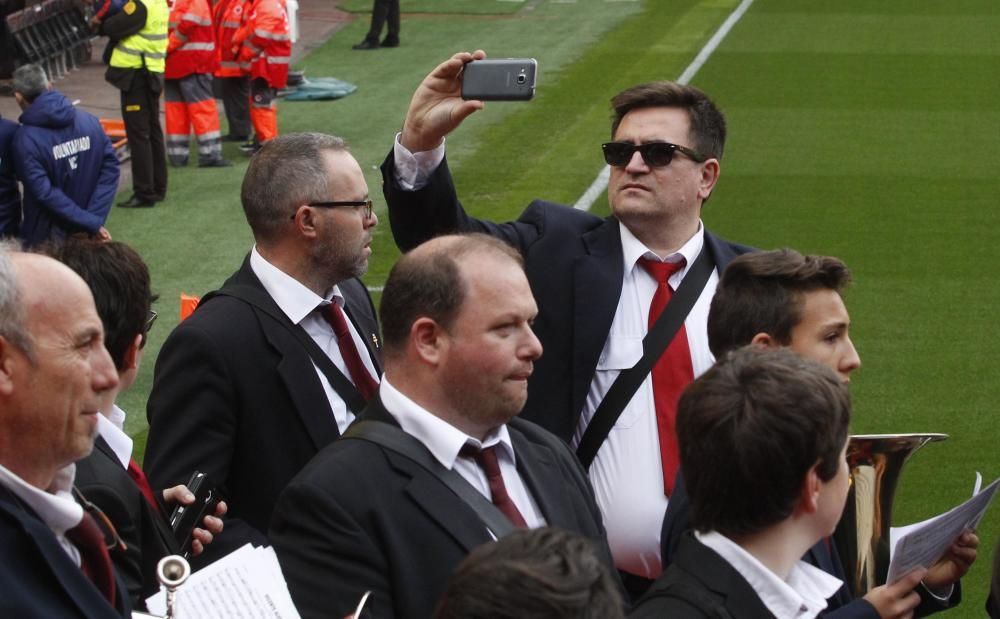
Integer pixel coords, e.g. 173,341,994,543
661,249,977,618
632,347,853,618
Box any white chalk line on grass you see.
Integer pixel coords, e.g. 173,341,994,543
572,0,755,212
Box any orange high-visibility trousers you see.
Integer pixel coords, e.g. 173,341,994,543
165,73,224,166
249,77,278,143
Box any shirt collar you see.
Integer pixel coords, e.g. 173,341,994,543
620,219,705,279
96,406,133,469
696,531,842,619
250,246,342,324
379,376,516,469
0,463,84,535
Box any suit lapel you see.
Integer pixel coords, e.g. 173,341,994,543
571,219,625,416
340,278,382,374
0,488,122,616
360,399,490,553
227,259,342,450
509,428,575,529
400,464,493,553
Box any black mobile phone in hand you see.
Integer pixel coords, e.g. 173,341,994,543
169,471,220,557
461,58,537,101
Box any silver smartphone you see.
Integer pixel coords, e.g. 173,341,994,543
461,58,537,101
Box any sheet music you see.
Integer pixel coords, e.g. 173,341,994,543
886,475,1000,584
146,544,300,618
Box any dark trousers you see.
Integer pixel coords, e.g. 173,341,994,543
364,0,399,43
219,75,251,138
121,70,167,202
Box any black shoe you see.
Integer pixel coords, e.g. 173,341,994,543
239,142,262,155
223,134,249,142
199,158,234,168
380,37,399,48
352,39,379,50
117,195,156,208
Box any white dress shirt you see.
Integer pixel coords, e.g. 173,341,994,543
392,137,719,577
379,375,546,531
96,404,132,469
0,463,84,566
250,247,379,432
575,221,718,578
696,531,843,619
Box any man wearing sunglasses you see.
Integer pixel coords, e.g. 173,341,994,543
48,238,227,610
144,132,382,565
0,243,127,617
381,50,752,598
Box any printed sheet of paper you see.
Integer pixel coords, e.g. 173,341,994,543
146,544,300,618
886,475,1000,584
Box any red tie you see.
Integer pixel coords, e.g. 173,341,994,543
638,257,694,497
461,445,528,528
127,458,161,515
65,511,117,605
321,303,378,402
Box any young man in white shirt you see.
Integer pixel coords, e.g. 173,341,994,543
632,346,856,619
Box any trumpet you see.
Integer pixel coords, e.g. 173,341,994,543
130,555,192,619
157,555,191,619
832,433,947,597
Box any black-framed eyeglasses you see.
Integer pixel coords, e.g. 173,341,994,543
291,199,374,220
601,141,707,167
73,486,127,552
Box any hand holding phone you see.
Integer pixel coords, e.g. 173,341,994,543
168,471,221,557
461,58,537,101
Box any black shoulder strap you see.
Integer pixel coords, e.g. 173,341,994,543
576,248,714,469
204,286,368,413
342,421,516,540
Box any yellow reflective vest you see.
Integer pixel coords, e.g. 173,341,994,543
109,0,169,73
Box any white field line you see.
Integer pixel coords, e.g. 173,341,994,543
572,0,755,211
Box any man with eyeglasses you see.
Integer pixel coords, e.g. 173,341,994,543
382,50,752,599
47,238,227,610
145,132,382,565
0,241,127,617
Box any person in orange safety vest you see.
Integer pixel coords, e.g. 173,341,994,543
231,0,289,150
165,0,231,167
212,0,251,142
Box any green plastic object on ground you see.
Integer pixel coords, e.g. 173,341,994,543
282,77,358,101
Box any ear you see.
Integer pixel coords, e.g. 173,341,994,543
410,317,445,366
750,332,779,349
798,463,823,515
291,206,319,239
697,158,721,201
123,333,143,370
0,337,19,397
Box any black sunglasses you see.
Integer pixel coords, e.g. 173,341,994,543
140,309,157,348
291,199,374,220
601,141,706,167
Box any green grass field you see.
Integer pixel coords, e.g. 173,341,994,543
108,0,999,610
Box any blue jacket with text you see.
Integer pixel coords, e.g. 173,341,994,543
14,90,119,247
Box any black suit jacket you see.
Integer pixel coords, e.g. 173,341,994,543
383,154,752,441
660,474,958,618
74,435,179,608
145,255,381,563
0,485,129,618
630,531,773,618
270,396,617,619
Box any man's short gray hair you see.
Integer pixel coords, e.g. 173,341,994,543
240,132,349,243
12,64,49,103
0,241,33,358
